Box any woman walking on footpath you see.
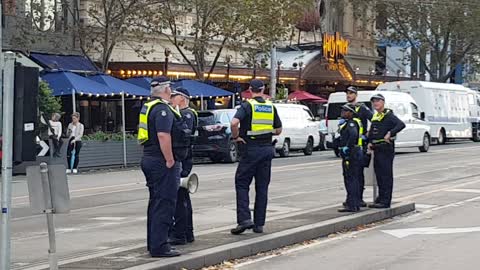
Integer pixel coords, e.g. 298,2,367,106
49,113,63,157
66,112,84,174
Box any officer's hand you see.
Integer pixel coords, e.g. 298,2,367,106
368,143,374,151
384,131,392,143
166,159,175,169
234,137,247,144
341,146,350,155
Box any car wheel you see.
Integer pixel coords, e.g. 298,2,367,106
278,140,290,157
419,133,430,152
437,129,446,145
224,141,238,163
303,137,314,156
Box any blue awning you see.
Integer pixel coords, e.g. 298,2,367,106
41,71,113,96
88,74,150,96
125,77,152,90
30,53,99,72
172,80,233,98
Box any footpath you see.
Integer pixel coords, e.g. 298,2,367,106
48,202,414,270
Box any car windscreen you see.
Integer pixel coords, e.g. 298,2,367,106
198,112,216,127
327,102,372,119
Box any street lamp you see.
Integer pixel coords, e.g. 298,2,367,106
164,48,171,75
277,60,283,82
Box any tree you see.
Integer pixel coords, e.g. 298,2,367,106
354,0,480,82
39,81,62,116
142,0,312,80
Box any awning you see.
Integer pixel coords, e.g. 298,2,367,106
89,74,150,96
15,52,44,71
288,91,327,103
125,77,152,90
41,71,112,96
30,52,99,72
172,79,233,98
241,90,271,100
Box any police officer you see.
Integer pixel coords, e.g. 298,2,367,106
338,103,363,212
230,79,282,235
367,93,406,209
345,86,373,206
169,87,198,245
138,77,187,257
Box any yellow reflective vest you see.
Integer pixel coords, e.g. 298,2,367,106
246,99,275,136
340,118,364,146
138,99,181,145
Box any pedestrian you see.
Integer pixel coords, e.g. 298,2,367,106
345,86,373,207
337,103,363,212
66,112,84,174
230,79,282,235
169,87,198,245
138,76,190,257
367,93,406,208
49,113,63,157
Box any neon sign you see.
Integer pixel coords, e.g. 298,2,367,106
323,32,349,61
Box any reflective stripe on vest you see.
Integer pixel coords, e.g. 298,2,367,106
246,99,275,136
340,118,364,146
137,99,181,145
372,109,391,122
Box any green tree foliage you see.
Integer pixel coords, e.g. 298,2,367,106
354,0,480,82
39,81,62,116
142,0,313,80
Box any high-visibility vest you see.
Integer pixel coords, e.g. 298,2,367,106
138,99,181,145
371,109,394,144
246,99,275,136
340,118,364,146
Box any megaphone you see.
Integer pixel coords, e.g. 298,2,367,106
180,173,199,194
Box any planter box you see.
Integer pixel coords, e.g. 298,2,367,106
79,140,142,169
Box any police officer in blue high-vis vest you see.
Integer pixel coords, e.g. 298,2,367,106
338,103,363,212
169,87,198,245
138,77,191,258
230,79,282,235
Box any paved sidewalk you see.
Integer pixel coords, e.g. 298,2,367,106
50,202,414,270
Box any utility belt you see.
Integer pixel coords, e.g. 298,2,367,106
371,138,396,145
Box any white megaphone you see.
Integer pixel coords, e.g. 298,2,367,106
180,173,199,194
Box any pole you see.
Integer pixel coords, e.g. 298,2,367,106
39,163,58,270
0,2,3,133
1,52,16,270
71,90,76,113
121,92,127,167
232,94,235,109
270,45,277,100
200,95,204,111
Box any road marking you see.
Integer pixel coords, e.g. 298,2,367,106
415,204,438,209
91,217,127,221
447,188,480,194
382,226,480,239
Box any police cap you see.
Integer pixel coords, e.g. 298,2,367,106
150,76,171,88
250,79,265,91
172,87,191,99
370,93,385,101
346,86,358,94
341,103,356,113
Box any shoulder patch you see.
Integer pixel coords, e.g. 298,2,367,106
186,113,192,119
349,122,355,127
161,110,167,117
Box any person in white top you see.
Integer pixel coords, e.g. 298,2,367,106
48,113,63,157
66,112,85,174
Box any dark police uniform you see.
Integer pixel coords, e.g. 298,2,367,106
139,97,186,256
354,103,373,202
233,96,282,231
171,107,198,244
338,109,363,211
368,106,405,208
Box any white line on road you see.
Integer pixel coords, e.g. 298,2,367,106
447,188,480,194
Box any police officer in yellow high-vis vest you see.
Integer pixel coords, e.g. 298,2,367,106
230,79,282,235
138,76,190,258
338,103,363,212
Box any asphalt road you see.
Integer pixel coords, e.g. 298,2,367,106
3,141,480,269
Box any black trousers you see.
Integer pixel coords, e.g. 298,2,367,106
373,144,395,206
342,155,362,209
235,145,275,226
172,152,194,241
66,138,82,169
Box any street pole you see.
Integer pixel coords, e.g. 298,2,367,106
71,90,76,113
1,52,16,270
0,2,3,133
39,163,58,270
270,45,277,100
121,92,127,168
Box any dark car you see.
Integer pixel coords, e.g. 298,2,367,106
193,109,238,163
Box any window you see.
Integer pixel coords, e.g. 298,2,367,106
411,103,420,119
303,108,314,120
327,103,343,120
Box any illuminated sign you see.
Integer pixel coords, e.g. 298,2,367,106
323,32,349,61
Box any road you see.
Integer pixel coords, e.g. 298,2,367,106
3,142,480,269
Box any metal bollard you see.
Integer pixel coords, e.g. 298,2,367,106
40,163,58,270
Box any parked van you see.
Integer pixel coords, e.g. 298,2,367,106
377,81,480,143
326,91,431,153
274,103,321,157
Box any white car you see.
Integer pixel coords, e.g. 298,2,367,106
326,91,431,153
273,103,321,157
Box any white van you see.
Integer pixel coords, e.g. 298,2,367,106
326,91,431,153
377,81,480,143
274,103,321,157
